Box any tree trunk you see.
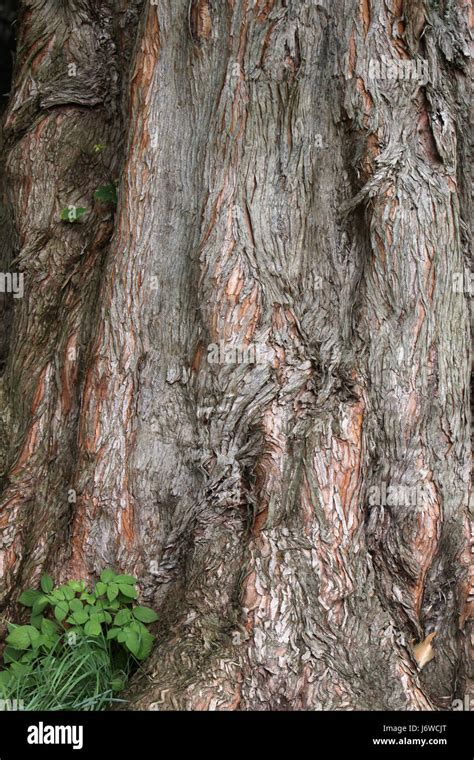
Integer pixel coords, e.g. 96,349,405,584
0,0,471,711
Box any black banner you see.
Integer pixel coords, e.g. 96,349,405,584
0,709,471,757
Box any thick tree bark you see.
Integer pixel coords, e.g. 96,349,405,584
0,0,471,711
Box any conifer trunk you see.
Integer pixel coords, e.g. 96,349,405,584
0,0,471,710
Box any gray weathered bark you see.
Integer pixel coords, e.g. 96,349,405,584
0,0,471,710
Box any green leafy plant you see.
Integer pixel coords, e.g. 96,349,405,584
0,570,158,710
94,183,117,205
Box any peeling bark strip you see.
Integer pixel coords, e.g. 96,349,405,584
189,0,213,44
0,0,471,710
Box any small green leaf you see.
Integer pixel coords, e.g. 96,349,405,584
30,633,46,650
40,574,54,594
68,580,86,592
69,598,83,613
69,609,89,625
10,661,32,676
95,582,107,597
44,634,60,651
84,617,101,636
100,569,116,583
132,606,158,624
41,618,58,636
18,588,41,607
111,676,126,691
6,626,33,650
115,575,137,585
32,596,50,617
0,671,12,687
124,630,140,657
80,592,95,604
3,646,22,663
106,628,120,640
107,583,119,602
137,631,155,660
118,584,137,599
54,602,69,622
114,609,131,627
94,184,117,205
20,650,37,663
